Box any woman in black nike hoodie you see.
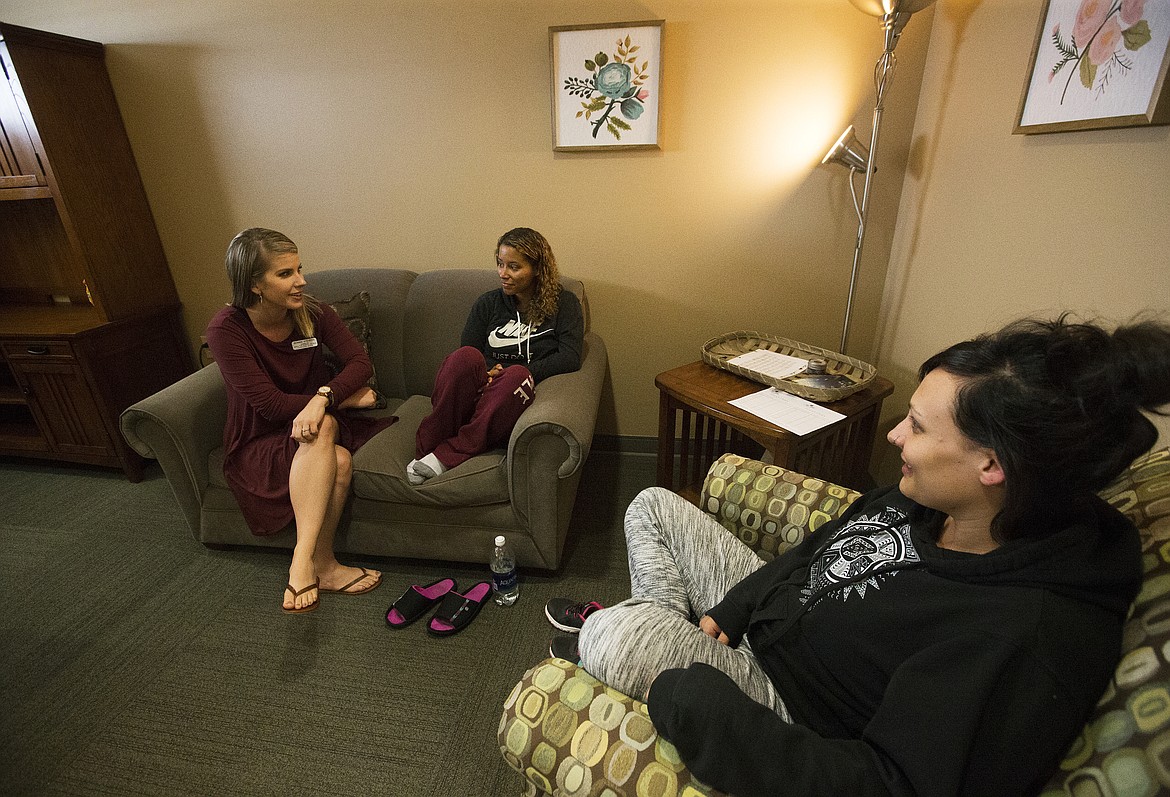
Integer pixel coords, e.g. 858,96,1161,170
574,315,1170,796
407,228,583,484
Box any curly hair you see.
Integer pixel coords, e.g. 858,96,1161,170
496,227,560,328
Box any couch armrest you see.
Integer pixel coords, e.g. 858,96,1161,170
504,334,606,567
507,333,607,478
119,364,228,539
700,454,860,561
499,657,727,797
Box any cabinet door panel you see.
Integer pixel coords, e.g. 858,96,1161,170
12,358,113,456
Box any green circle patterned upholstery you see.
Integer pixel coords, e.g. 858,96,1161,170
500,448,1170,797
701,454,860,561
1041,447,1170,796
499,657,721,797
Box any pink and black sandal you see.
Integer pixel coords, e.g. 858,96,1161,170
385,578,457,629
426,581,492,637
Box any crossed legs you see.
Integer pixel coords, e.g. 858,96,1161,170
578,487,788,717
283,413,379,611
411,347,534,483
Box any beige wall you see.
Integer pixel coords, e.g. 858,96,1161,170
871,0,1170,483
17,1,1160,483
3,1,930,440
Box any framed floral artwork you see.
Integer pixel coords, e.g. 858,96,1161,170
1014,0,1170,134
549,20,664,151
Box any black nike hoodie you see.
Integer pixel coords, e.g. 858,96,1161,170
647,485,1141,797
461,287,583,384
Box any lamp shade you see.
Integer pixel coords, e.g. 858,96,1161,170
822,125,870,172
847,0,936,16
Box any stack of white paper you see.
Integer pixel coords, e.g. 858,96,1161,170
727,349,809,380
729,388,845,436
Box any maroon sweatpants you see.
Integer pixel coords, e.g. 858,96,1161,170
416,346,536,469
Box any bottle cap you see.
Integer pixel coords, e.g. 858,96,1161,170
495,535,506,547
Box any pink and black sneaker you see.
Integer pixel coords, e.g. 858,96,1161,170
544,598,604,633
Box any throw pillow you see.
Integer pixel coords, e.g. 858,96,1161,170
323,291,386,408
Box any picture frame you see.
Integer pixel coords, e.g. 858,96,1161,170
1014,0,1170,134
549,20,664,151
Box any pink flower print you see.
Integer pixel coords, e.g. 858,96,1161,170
1089,16,1122,65
1073,0,1111,44
636,88,649,101
1120,0,1146,26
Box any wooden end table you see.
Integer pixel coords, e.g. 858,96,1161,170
656,361,895,501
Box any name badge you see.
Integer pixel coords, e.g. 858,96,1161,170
291,337,318,350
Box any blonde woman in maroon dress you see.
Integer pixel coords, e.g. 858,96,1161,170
206,228,394,613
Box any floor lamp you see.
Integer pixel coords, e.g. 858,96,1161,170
822,0,936,356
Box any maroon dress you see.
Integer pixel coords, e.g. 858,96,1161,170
205,303,395,535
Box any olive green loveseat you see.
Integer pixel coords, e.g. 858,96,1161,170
499,447,1170,795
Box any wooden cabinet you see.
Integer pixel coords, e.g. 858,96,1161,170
0,22,192,481
4,339,109,459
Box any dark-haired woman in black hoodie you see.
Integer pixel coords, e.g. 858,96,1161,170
407,227,582,484
561,315,1170,796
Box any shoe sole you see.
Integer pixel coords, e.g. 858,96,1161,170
544,606,584,633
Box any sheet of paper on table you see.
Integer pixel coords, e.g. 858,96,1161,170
727,349,809,380
728,387,846,436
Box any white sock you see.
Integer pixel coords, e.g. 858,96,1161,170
412,452,447,480
406,459,426,485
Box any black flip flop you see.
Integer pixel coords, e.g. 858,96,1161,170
385,578,457,629
426,581,492,637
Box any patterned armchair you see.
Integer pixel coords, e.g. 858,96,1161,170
498,448,1170,797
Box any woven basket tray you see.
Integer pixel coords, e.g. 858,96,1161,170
701,331,877,402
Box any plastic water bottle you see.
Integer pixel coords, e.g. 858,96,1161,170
490,534,519,606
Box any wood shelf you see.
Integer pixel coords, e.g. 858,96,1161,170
0,384,26,405
0,303,105,336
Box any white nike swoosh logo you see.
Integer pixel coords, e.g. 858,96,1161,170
487,327,552,348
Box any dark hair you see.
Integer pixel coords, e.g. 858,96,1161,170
496,227,560,327
920,315,1170,542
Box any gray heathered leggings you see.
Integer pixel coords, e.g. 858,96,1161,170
577,487,791,720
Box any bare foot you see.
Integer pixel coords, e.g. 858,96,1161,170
318,563,382,594
284,559,319,611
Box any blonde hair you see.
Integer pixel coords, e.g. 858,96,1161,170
496,227,560,328
225,227,320,336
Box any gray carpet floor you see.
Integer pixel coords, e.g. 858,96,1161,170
0,450,654,796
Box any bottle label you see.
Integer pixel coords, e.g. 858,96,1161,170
493,569,518,592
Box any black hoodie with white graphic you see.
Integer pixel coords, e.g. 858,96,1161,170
647,485,1141,797
461,287,583,384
